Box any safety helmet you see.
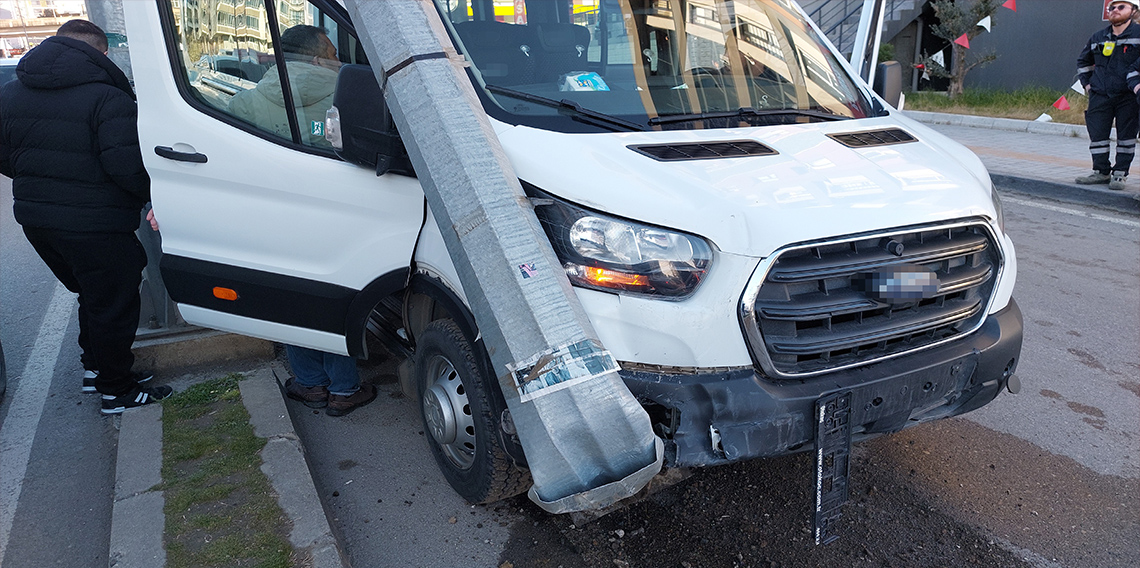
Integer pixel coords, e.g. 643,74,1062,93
1110,0,1140,9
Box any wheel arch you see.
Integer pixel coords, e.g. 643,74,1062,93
405,273,528,468
344,268,409,359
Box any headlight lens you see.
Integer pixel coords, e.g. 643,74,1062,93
532,193,713,299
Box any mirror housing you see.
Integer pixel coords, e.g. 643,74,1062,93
873,60,903,109
329,64,413,176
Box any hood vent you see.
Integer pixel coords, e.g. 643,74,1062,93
629,140,777,161
828,128,917,148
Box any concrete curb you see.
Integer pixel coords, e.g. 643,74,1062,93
109,404,165,568
132,329,274,376
903,110,1092,139
242,364,348,568
992,174,1140,216
903,110,1140,215
108,367,348,568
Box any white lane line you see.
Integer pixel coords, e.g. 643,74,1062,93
1003,195,1140,228
0,283,74,566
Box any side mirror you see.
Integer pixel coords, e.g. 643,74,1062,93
873,60,903,109
328,64,413,176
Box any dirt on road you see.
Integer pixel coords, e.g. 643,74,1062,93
499,418,1138,568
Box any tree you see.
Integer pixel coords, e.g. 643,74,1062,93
922,0,1001,98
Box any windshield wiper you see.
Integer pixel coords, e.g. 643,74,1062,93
485,84,647,132
648,107,848,126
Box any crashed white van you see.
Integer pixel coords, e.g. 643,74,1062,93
124,0,1022,506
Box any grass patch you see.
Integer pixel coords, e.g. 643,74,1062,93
161,374,294,568
906,87,1087,125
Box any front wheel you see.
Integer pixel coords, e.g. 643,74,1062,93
415,319,529,504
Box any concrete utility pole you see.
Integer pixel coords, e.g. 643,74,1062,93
84,0,131,80
343,0,662,512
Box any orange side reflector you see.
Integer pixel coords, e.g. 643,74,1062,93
213,287,238,301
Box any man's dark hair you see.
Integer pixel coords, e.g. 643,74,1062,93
57,19,108,52
279,25,329,58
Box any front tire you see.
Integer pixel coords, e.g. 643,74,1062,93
415,319,529,504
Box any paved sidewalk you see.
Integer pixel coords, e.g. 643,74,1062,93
905,111,1140,215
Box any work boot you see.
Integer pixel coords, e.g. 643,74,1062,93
326,383,377,417
1075,171,1111,184
1109,171,1128,190
285,378,328,408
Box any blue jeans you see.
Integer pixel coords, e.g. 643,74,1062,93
285,345,360,396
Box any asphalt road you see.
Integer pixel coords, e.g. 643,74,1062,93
0,178,118,568
287,188,1140,568
1,180,1137,568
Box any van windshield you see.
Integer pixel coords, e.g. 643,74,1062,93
439,0,874,132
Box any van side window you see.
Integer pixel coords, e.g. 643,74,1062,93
163,0,362,150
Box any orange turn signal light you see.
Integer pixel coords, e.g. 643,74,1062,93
582,266,648,287
212,287,239,301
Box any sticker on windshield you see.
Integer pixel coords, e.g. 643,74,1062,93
560,72,609,92
310,120,324,136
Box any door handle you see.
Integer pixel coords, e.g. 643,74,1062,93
154,146,208,163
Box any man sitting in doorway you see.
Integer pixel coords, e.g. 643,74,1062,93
229,25,340,147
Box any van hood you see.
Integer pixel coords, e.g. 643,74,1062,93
497,114,997,257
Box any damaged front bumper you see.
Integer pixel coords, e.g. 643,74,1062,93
621,299,1024,468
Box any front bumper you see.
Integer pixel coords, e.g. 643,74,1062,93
621,299,1023,467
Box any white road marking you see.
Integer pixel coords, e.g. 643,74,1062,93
1003,195,1140,228
0,283,74,566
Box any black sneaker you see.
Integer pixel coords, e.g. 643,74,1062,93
83,370,154,394
82,370,98,394
100,385,172,415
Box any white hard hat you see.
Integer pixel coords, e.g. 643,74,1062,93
1110,0,1140,8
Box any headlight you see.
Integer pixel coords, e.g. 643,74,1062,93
990,181,1005,234
531,192,713,299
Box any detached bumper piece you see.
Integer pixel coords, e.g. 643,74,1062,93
813,392,852,546
621,299,1023,467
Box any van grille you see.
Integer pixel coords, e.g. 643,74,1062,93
828,128,916,148
740,221,1001,377
629,140,777,161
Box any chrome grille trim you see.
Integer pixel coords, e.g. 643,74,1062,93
739,219,1004,379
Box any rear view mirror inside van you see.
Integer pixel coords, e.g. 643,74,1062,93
330,64,414,176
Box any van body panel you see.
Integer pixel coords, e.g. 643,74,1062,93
574,251,759,368
178,305,351,355
125,0,423,347
498,117,1001,258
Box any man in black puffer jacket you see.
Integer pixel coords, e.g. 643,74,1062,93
0,20,171,413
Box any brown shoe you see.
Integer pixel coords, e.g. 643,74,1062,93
285,378,328,408
326,383,377,417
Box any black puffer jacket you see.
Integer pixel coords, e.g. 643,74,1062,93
1078,22,1140,97
0,36,149,233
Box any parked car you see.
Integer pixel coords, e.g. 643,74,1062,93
123,0,1022,509
0,57,20,87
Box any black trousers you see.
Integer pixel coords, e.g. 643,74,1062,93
23,227,147,396
1085,92,1139,174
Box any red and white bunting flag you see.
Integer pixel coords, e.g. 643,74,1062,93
1002,0,1017,11
977,16,992,32
954,34,970,49
1053,96,1071,111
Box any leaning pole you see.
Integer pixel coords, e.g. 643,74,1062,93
343,0,662,512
